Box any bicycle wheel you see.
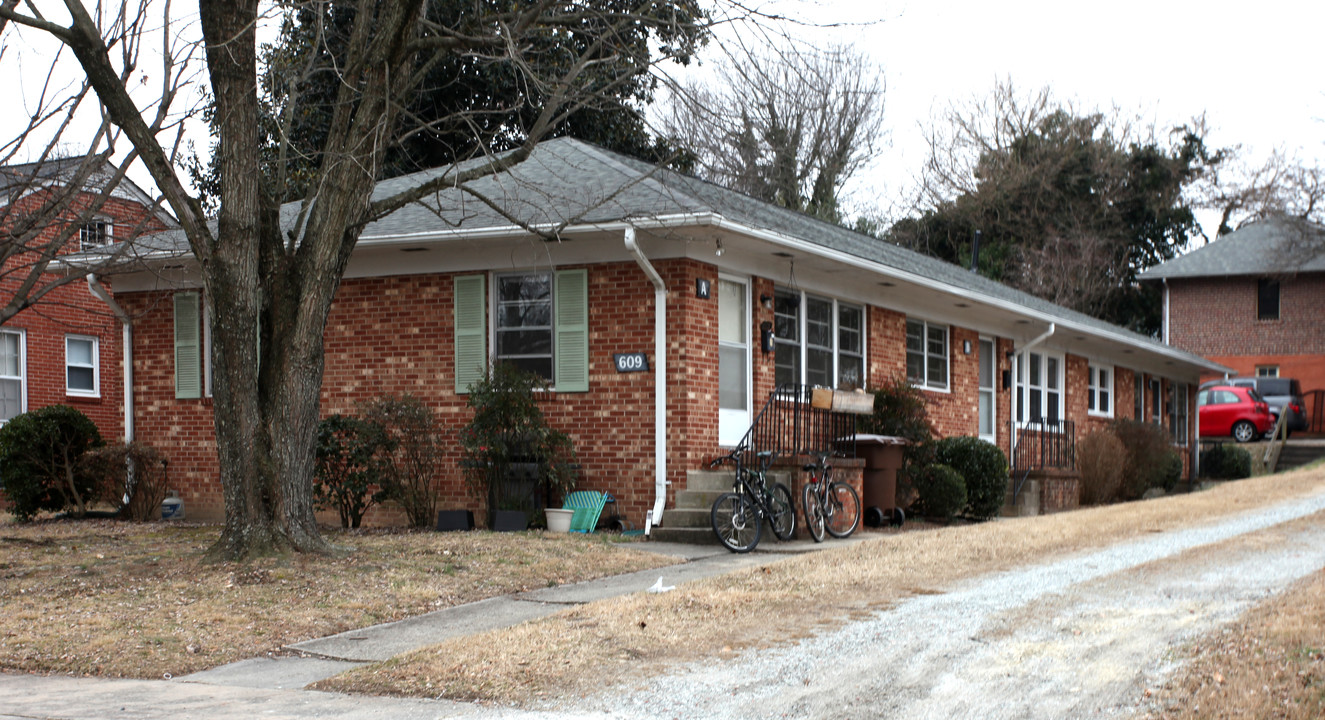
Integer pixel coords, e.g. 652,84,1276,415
711,492,761,553
768,482,796,541
802,480,826,543
824,481,860,538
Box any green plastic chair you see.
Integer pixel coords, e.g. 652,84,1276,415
562,491,608,533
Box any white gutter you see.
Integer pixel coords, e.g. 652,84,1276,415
1010,323,1057,456
87,275,133,443
624,227,668,535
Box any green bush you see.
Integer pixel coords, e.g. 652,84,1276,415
362,394,443,527
79,442,169,521
458,363,578,517
0,405,104,521
912,463,966,522
1200,444,1252,480
1160,451,1184,492
932,436,1007,520
315,415,392,529
1109,420,1176,500
1076,430,1126,505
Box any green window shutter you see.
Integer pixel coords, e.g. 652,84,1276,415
174,292,201,399
454,274,486,394
554,268,589,393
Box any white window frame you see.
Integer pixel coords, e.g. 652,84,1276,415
773,289,866,390
78,217,113,249
65,334,100,397
977,336,997,444
1087,362,1114,418
1016,349,1064,425
0,329,26,424
906,318,949,392
492,270,555,384
1256,365,1279,378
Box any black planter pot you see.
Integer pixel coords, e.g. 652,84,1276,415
489,509,528,532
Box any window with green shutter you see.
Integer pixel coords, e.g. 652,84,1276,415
174,292,201,399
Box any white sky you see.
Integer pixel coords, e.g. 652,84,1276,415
737,0,1325,236
3,0,1322,241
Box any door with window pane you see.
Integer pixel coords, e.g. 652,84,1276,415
718,278,750,447
978,338,995,442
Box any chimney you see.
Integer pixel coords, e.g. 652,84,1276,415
970,230,982,272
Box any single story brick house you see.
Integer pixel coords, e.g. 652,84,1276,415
99,138,1224,527
1139,218,1325,398
1,156,171,439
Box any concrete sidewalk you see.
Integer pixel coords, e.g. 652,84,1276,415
0,536,852,719
172,537,856,692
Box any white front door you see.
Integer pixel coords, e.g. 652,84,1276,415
717,277,751,447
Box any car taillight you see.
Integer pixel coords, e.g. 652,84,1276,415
1290,403,1302,414
1256,402,1269,413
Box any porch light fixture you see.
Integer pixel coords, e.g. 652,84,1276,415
760,294,773,310
715,239,725,257
963,340,972,354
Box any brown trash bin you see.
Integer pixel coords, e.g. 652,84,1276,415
855,434,909,516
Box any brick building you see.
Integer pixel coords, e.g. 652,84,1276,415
1140,219,1325,394
0,155,172,441
99,139,1223,526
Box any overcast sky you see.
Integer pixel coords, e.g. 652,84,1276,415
4,0,1321,241
742,0,1325,235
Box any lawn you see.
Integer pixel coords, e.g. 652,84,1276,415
0,522,675,678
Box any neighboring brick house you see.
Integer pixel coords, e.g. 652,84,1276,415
1140,219,1325,395
0,155,172,442
100,138,1223,526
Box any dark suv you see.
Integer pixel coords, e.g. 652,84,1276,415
1202,377,1308,436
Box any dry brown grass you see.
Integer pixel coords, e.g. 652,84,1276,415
0,523,674,678
317,466,1325,705
1143,568,1325,720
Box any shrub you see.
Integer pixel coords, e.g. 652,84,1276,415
1076,430,1126,505
362,394,443,528
932,436,1007,520
912,463,966,522
860,375,936,509
458,363,578,516
1109,420,1177,500
79,443,169,521
1160,451,1184,492
0,405,104,521
314,415,392,529
1200,444,1251,480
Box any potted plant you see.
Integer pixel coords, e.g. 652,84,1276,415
459,363,578,531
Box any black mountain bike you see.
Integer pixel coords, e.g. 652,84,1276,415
801,450,860,542
708,449,796,553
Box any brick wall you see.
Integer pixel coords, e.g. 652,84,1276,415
1,192,167,443
1169,274,1325,391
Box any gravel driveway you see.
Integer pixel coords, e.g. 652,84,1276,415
561,489,1325,720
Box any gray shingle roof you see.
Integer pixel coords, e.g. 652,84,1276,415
122,136,1222,370
1139,218,1325,280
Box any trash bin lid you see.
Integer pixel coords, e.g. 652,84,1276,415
853,434,910,445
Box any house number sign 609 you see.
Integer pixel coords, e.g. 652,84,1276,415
613,353,650,373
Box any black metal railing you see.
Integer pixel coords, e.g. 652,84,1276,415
734,384,858,462
1010,418,1075,503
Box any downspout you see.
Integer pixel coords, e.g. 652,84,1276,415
87,275,133,444
1010,322,1056,456
1162,279,1170,345
624,227,668,535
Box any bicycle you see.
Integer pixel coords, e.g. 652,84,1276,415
708,449,796,553
801,450,860,542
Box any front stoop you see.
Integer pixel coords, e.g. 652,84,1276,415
648,469,792,544
1002,475,1040,517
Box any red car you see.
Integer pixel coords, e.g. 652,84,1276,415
1198,385,1275,443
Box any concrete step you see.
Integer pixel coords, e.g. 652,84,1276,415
675,490,726,510
1001,477,1040,517
662,507,712,529
686,470,736,493
649,525,719,545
